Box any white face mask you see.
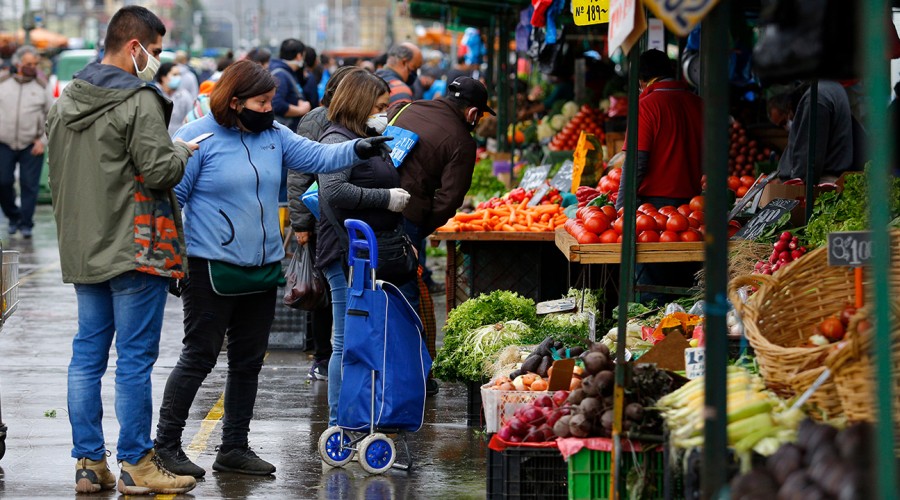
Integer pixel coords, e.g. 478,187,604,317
367,113,388,134
132,43,160,82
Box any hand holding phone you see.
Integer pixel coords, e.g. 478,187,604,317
188,132,214,145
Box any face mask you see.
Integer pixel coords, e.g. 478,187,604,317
20,66,37,78
366,113,388,134
132,43,160,82
167,76,182,90
238,107,275,133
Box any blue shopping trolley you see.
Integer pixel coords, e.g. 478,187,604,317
317,219,432,474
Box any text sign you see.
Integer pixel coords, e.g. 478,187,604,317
733,198,798,241
572,0,610,26
827,231,874,267
549,160,575,193
519,165,551,191
608,0,637,55
643,0,721,37
684,347,705,379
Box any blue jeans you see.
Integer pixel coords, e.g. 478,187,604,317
0,143,43,230
323,259,348,426
68,271,170,463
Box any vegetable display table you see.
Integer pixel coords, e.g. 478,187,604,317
554,228,707,264
430,231,572,314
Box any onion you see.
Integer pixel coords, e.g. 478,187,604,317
497,425,514,441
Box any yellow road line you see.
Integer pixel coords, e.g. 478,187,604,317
17,261,60,285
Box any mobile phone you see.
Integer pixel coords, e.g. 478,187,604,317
188,132,214,145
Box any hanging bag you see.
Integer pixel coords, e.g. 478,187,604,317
283,242,330,310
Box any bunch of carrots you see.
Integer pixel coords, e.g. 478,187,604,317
437,199,568,232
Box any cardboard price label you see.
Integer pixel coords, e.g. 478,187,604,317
827,231,874,267
572,0,610,26
684,347,705,379
519,165,551,191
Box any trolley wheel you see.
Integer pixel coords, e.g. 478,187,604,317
0,434,5,461
318,426,355,467
358,433,395,475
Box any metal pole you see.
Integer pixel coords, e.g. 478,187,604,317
700,1,730,498
805,80,818,222
497,12,510,154
860,1,897,498
612,44,641,500
486,16,496,96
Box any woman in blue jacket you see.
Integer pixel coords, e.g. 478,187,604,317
153,60,390,477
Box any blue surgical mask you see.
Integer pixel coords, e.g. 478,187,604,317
167,76,182,90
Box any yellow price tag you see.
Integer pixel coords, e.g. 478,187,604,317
572,0,610,26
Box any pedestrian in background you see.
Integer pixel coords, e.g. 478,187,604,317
153,62,193,137
375,42,423,105
301,46,320,109
270,38,311,130
315,70,411,425
45,5,199,495
0,44,53,239
174,50,199,100
152,60,392,477
288,65,364,382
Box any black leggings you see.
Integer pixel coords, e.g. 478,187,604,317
156,257,275,448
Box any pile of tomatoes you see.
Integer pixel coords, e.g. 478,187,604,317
727,175,758,198
564,196,742,245
595,166,621,203
548,105,604,152
728,120,775,177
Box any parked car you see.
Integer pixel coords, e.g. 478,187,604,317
48,49,96,99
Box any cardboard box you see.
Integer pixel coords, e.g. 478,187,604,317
758,177,842,226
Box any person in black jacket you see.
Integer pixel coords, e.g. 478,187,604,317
287,65,364,381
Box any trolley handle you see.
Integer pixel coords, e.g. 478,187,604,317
344,219,378,268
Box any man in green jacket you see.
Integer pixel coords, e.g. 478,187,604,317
46,6,198,495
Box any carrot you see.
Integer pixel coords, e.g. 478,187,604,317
540,213,551,222
518,198,530,210
526,213,534,226
512,224,528,231
501,224,516,232
453,212,483,222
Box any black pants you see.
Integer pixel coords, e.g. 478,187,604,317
307,235,333,362
156,257,275,449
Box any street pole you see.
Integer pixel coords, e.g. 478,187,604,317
23,0,31,46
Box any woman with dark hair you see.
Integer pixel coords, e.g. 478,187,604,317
153,61,193,136
316,70,412,426
152,60,391,477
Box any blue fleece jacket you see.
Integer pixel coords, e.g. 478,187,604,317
173,114,362,267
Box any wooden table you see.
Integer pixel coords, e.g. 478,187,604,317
554,228,706,264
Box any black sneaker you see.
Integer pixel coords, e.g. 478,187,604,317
426,378,440,397
212,446,275,476
155,443,206,478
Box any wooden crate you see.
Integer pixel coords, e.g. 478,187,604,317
554,228,706,264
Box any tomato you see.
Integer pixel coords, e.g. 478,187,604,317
689,196,704,212
659,230,680,243
658,206,677,217
689,210,704,224
727,225,740,238
727,176,741,191
686,216,700,229
677,204,692,217
638,203,657,214
583,213,610,234
607,168,622,182
736,186,749,197
652,212,669,229
636,214,658,233
740,175,756,188
839,306,857,327
599,229,619,244
600,205,618,220
818,317,845,341
638,230,660,243
599,178,613,193
680,229,702,242
613,217,624,234
617,234,622,243
577,231,601,244
666,213,689,232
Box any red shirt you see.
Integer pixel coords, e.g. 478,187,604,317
633,80,704,199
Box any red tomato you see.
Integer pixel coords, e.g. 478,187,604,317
638,230,660,243
599,229,619,244
660,230,680,243
617,207,625,217
613,217,624,234
636,214,658,233
686,216,700,229
727,177,741,192
617,234,622,243
666,214,689,232
607,168,622,182
583,213,610,234
740,175,756,188
689,210,704,223
600,205,617,220
652,212,668,229
736,186,749,197
680,229,702,242
599,178,613,193
577,231,601,244
638,203,657,214
689,196,704,212
677,204,692,217
727,225,740,238
658,206,677,217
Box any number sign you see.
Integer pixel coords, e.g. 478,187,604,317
608,0,637,55
732,198,798,241
827,231,875,267
572,0,610,26
519,165,551,191
643,0,721,37
684,347,705,379
549,160,575,193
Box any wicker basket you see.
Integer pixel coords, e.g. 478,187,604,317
728,245,859,417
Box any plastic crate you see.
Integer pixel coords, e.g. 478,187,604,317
269,301,309,350
567,445,666,500
467,381,485,427
481,384,544,433
487,445,568,499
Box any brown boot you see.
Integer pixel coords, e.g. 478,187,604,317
117,449,196,495
74,456,116,493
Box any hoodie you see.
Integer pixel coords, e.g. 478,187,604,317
46,62,193,284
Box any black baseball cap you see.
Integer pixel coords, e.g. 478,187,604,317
449,76,497,116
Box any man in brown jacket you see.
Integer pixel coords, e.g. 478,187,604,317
388,76,494,394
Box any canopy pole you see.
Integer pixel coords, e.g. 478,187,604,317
805,80,818,222
700,1,730,498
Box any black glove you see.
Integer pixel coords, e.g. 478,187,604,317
354,136,393,160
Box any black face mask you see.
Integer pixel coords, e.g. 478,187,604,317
238,107,275,133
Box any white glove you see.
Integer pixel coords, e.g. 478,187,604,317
387,188,410,212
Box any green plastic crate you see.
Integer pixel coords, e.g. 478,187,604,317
567,446,666,500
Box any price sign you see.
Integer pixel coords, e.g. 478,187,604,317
684,347,705,379
519,165,551,191
643,0,721,37
732,198,798,241
549,160,575,193
608,0,636,55
827,231,875,267
527,183,551,207
572,0,610,26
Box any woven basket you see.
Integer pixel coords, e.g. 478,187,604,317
729,245,859,418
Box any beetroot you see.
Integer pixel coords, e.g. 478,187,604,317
533,395,554,409
521,407,545,426
552,390,569,407
497,425,514,441
554,415,572,438
508,416,529,437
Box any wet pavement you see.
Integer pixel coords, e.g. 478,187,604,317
0,206,488,499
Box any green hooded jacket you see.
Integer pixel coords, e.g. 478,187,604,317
46,62,193,284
